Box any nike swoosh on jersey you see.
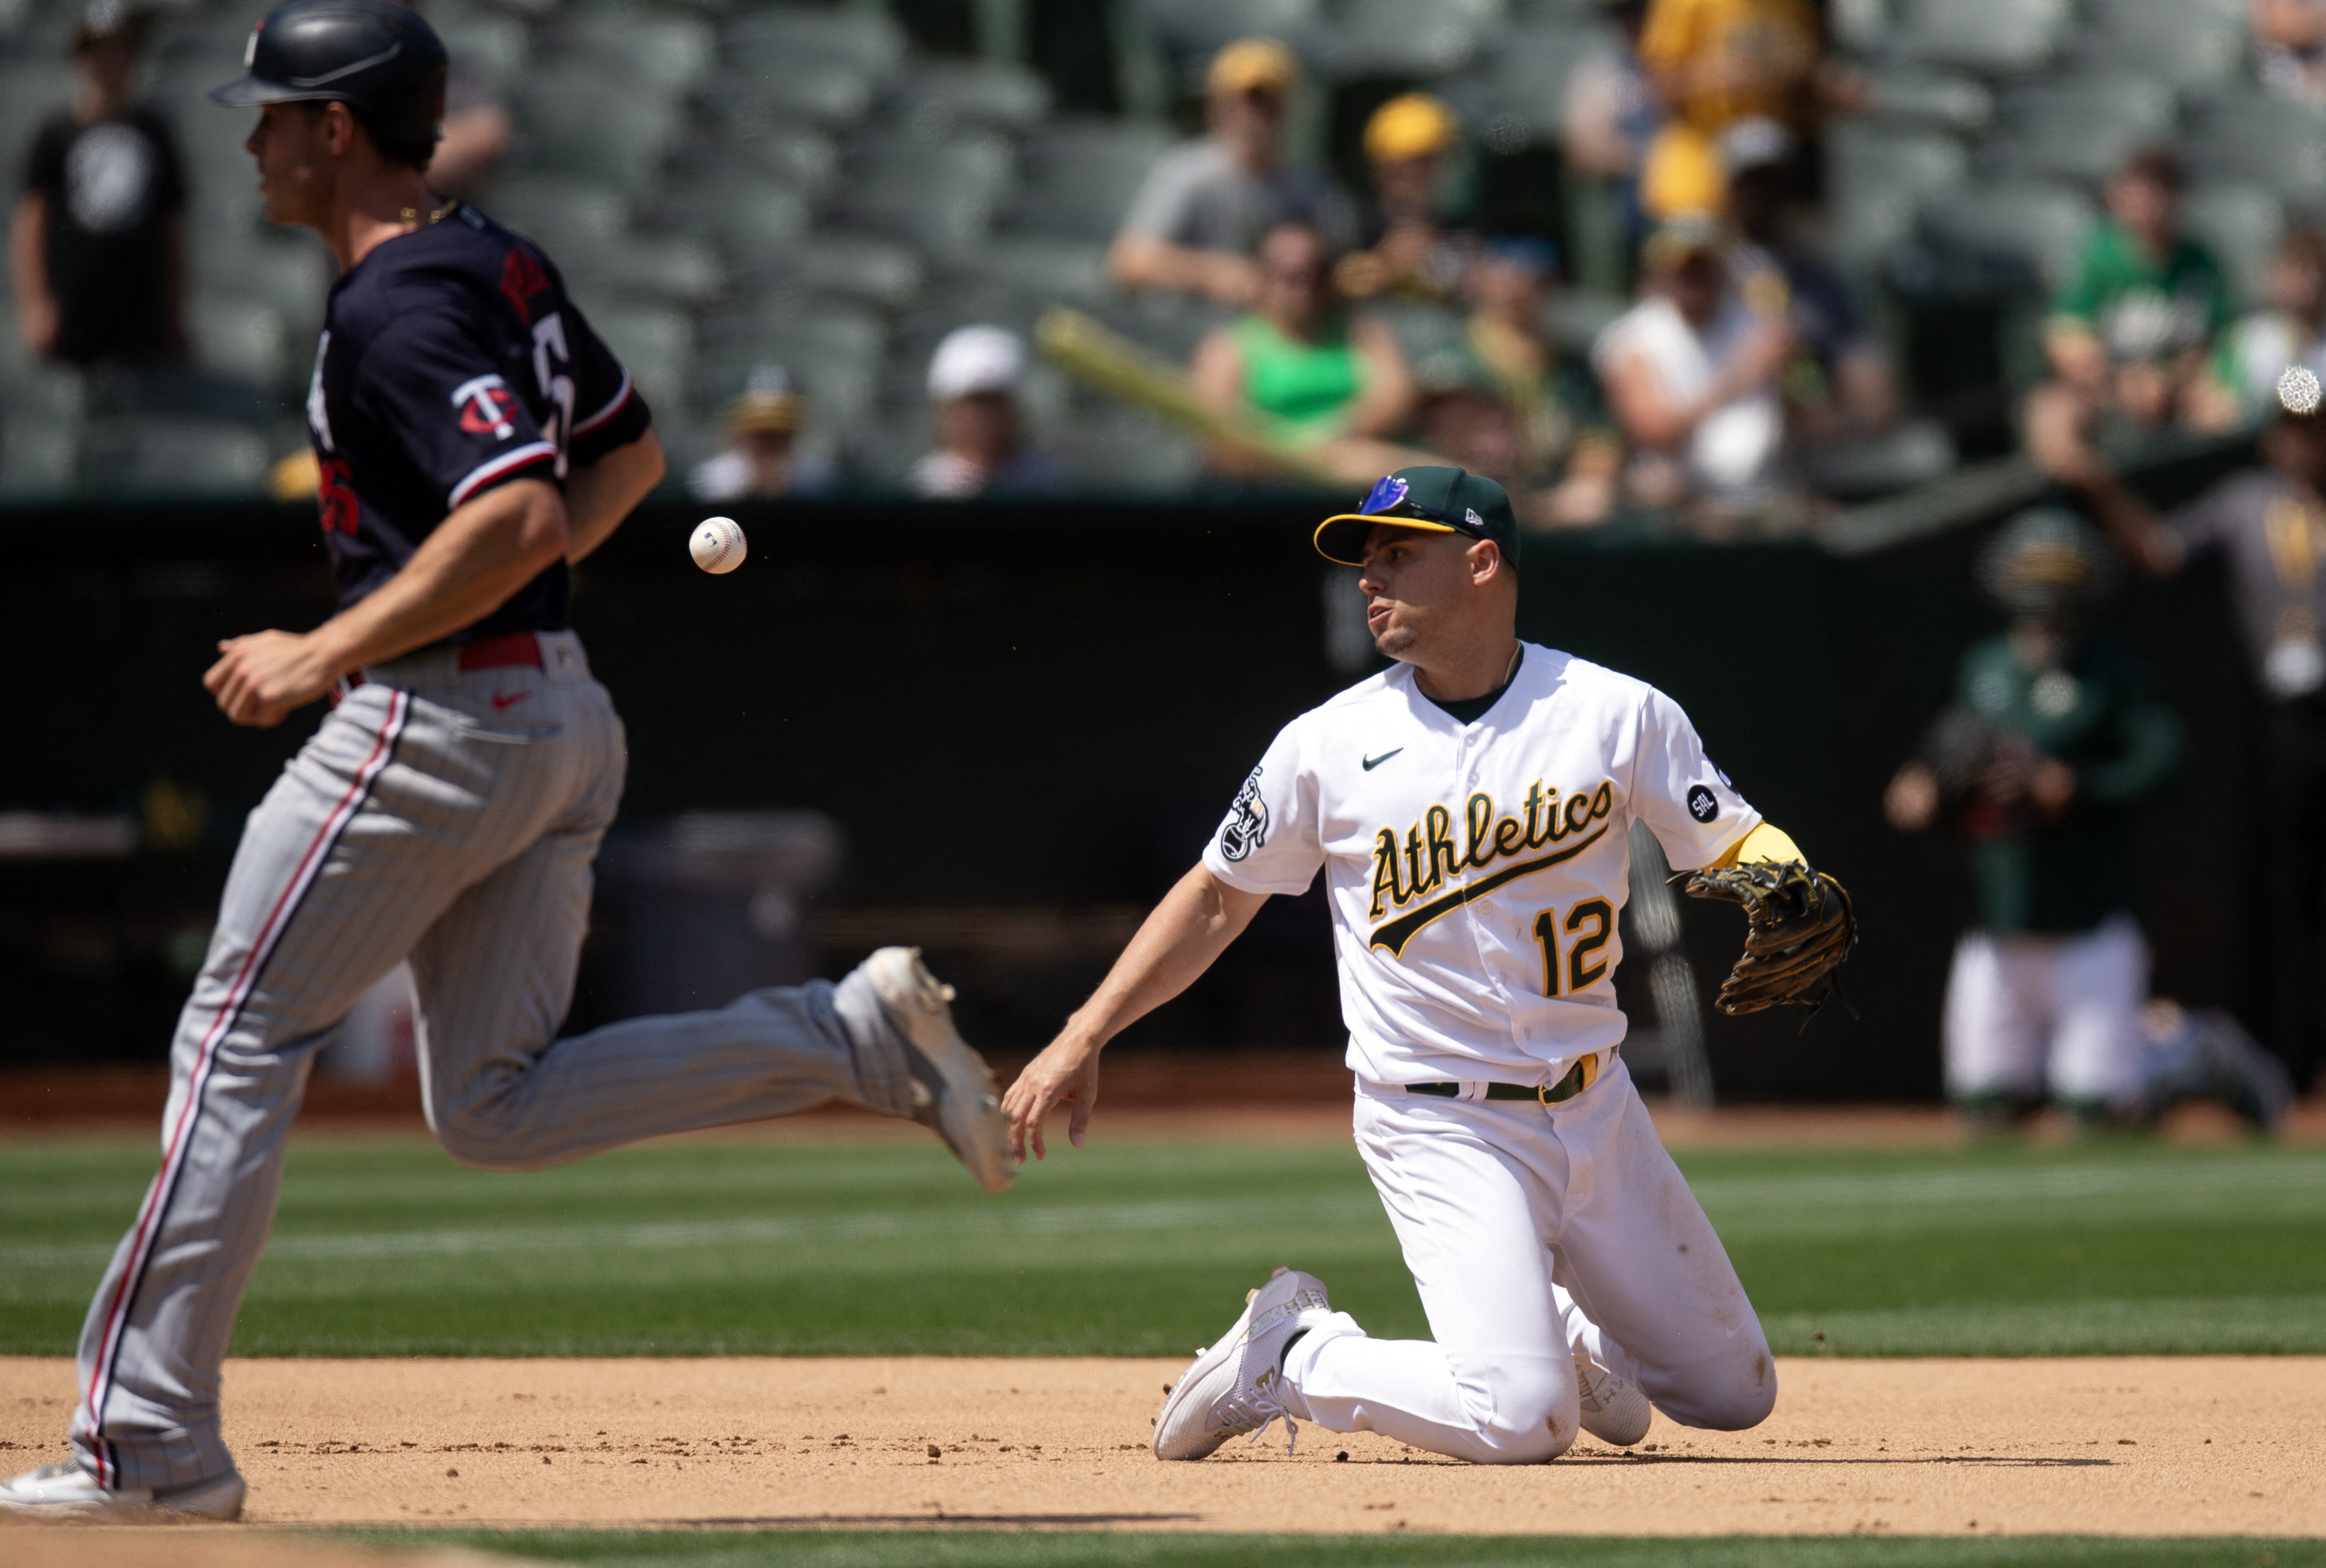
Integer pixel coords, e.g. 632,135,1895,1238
1362,749,1403,771
491,689,534,710
1367,824,1610,957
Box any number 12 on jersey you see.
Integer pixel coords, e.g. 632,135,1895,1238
1533,900,1613,996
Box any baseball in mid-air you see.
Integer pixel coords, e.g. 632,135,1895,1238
2280,364,2322,416
690,516,747,574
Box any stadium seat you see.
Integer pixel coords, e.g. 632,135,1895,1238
1919,180,2098,284
2186,97,2326,205
704,62,877,131
886,60,1052,137
1899,0,2070,75
723,5,906,83
962,235,1111,305
0,418,78,495
1856,69,1993,135
0,61,73,170
1987,73,2177,184
191,237,329,340
697,304,885,437
481,175,630,256
1826,123,1970,269
2181,184,2286,309
827,135,1017,259
1001,119,1175,244
1472,19,1611,139
586,302,695,413
433,15,531,85
1138,0,1322,57
189,294,291,390
735,234,927,311
1310,0,1502,79
653,178,813,257
564,13,712,98
516,64,685,190
562,237,727,311
76,416,271,494
2074,5,2243,92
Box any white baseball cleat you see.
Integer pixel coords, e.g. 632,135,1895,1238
1575,1359,1653,1447
0,1459,246,1521
1153,1266,1333,1460
865,946,1012,1194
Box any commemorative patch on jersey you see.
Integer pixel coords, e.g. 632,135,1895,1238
1687,784,1720,823
1367,779,1614,956
1218,766,1269,861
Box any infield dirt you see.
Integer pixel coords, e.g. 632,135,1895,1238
2,1355,2319,1538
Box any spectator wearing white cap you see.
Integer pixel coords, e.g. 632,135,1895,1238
911,326,1064,500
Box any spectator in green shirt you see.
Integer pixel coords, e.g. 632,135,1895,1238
2026,150,2233,496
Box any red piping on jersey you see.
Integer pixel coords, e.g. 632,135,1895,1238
572,370,633,436
446,441,557,509
79,690,410,1490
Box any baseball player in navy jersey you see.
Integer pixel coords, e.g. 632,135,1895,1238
1005,466,1845,1465
0,0,1010,1522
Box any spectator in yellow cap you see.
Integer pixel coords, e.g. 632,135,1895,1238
1334,92,1471,302
691,365,829,501
1109,37,1355,306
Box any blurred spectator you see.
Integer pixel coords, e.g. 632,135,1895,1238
1108,38,1355,306
1634,0,1857,222
1593,217,1791,518
2203,225,2326,423
387,0,509,198
911,326,1063,500
1437,237,1621,527
691,365,831,501
1186,221,1424,487
10,1,186,367
2027,151,2234,494
1721,117,1898,439
2256,0,2326,103
2092,406,2326,1095
1562,0,1660,187
1333,93,1469,302
1883,510,2187,1131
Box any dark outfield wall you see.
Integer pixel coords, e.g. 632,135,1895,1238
0,473,2261,1098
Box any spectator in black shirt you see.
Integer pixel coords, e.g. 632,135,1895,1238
10,2,188,366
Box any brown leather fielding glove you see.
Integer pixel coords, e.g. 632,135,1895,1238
1682,860,1858,1015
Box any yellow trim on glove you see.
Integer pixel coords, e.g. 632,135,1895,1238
1712,822,1803,870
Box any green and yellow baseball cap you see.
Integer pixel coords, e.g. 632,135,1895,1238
1314,466,1522,568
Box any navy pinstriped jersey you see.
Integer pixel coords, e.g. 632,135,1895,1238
303,201,653,643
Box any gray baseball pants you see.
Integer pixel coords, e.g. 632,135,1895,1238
70,631,921,1491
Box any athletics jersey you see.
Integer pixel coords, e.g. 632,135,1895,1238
303,201,652,644
1202,643,1758,1083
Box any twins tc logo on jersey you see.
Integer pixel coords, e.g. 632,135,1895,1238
1218,766,1269,861
453,374,520,439
1367,779,1615,956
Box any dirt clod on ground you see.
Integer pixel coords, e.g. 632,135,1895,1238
2,1355,2319,1538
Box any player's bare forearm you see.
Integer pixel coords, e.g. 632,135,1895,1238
203,478,567,726
563,429,666,564
1001,865,1267,1160
10,194,56,356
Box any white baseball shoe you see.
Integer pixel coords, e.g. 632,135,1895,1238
865,946,1012,1193
1575,1359,1653,1447
0,1459,246,1521
1153,1266,1333,1460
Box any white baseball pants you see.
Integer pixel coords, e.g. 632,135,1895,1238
1942,916,2148,1110
1280,1057,1776,1464
70,632,922,1492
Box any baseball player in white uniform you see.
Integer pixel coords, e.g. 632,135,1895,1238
1004,466,1842,1464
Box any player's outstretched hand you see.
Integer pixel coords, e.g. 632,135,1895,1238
1001,1033,1102,1163
205,631,342,728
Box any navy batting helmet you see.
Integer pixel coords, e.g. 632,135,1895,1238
209,0,447,156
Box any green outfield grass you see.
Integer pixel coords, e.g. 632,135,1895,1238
346,1530,2326,1567
1,1132,2321,1357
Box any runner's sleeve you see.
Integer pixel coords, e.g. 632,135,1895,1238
1630,686,1761,871
560,295,653,466
1199,723,1323,895
349,296,556,511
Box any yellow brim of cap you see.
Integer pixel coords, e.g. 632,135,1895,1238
1313,512,1459,566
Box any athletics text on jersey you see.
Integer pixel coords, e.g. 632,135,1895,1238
1200,645,1757,1084
304,203,652,645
